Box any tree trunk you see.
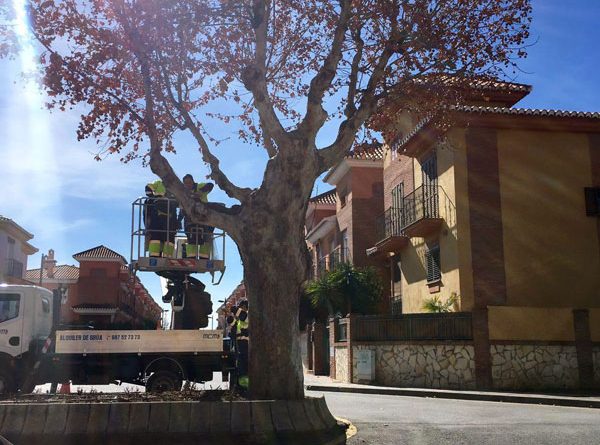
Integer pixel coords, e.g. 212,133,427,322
237,149,317,400
242,239,307,400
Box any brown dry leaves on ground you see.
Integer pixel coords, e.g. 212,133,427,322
0,388,247,404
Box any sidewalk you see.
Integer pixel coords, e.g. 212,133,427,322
303,373,600,409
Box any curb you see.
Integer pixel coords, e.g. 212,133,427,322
0,397,346,445
305,384,600,409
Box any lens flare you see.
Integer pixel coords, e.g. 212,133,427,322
5,0,63,250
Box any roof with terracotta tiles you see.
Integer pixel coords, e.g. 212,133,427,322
394,106,600,152
412,75,532,94
309,189,337,205
25,264,80,281
455,106,600,118
72,245,127,263
0,215,34,240
346,143,384,160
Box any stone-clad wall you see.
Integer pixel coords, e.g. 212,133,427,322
594,346,600,386
490,345,579,390
334,347,349,382
331,341,592,390
352,344,476,389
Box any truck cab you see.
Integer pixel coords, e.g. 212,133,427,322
0,284,53,392
0,284,233,394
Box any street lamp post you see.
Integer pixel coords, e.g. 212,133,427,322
39,254,47,285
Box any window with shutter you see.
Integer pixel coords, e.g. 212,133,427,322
425,245,441,283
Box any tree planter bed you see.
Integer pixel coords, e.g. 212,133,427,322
0,397,345,445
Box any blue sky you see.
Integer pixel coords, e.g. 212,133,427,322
1,0,599,322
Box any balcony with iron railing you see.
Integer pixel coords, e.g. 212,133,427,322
371,185,449,254
401,185,444,237
373,207,410,254
4,258,24,278
313,246,351,279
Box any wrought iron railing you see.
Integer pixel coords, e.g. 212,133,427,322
329,246,350,270
5,258,23,278
353,312,472,342
375,185,441,242
313,246,351,279
376,207,405,241
402,185,439,228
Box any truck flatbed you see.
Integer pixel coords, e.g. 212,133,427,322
55,329,223,354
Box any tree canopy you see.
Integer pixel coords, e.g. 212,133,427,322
1,0,531,237
1,0,532,400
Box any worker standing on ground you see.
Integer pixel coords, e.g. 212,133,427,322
226,305,238,340
178,174,214,259
145,180,179,258
235,299,249,391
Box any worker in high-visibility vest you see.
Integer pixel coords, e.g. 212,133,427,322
234,299,249,391
178,174,214,259
145,180,179,258
226,305,238,339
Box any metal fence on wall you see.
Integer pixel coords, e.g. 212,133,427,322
351,312,472,342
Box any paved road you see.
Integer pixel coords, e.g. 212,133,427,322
307,389,600,445
34,377,600,444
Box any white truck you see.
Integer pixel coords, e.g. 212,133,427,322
0,284,233,394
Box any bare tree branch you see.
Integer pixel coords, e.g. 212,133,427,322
317,43,395,171
258,113,278,158
345,27,364,119
241,0,288,151
298,0,352,136
31,29,146,125
156,57,254,203
134,45,239,233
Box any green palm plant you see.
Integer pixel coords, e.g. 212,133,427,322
422,292,459,313
304,263,383,320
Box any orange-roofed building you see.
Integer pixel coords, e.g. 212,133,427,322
26,245,162,329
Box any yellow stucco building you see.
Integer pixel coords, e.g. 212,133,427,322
367,80,600,388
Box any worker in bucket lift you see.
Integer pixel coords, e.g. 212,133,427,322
145,180,179,258
178,174,214,259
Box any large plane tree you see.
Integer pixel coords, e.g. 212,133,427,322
1,0,531,399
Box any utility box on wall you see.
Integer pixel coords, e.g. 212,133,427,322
356,349,375,383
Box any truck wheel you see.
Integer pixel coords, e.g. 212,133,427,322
0,370,16,395
146,371,182,392
19,379,37,394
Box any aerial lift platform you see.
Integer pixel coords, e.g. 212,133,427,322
129,196,227,328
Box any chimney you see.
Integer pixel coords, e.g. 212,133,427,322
44,249,57,278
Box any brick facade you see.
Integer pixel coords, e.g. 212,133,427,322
465,127,507,308
383,153,415,210
306,159,384,283
27,247,161,329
